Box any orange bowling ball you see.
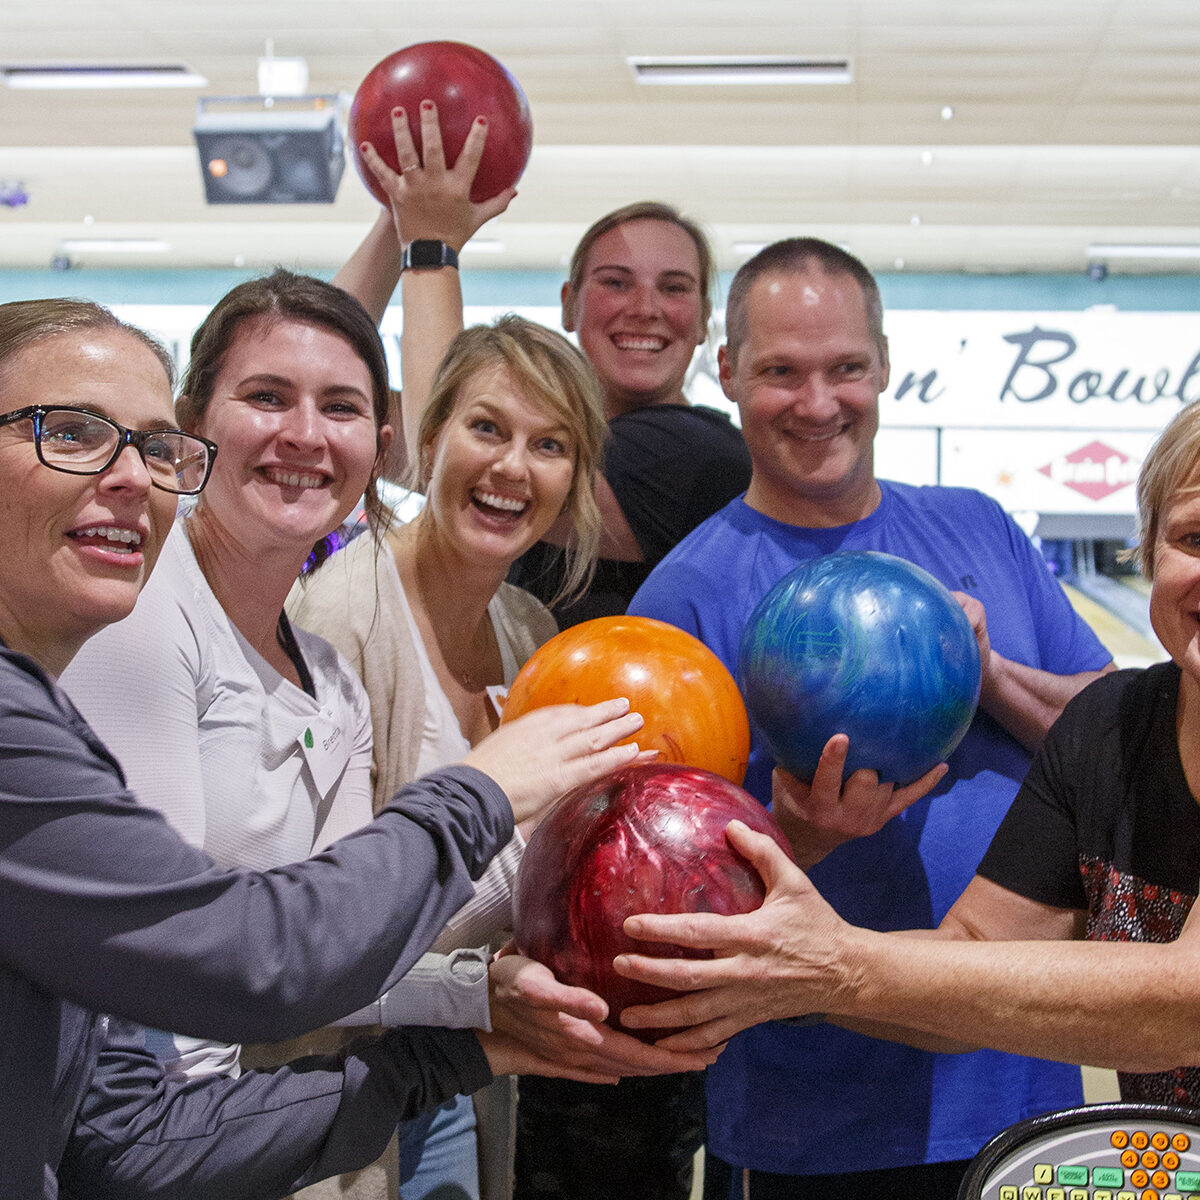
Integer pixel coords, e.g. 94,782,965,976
502,616,750,785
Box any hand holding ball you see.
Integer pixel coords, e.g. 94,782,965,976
513,763,794,1039
349,41,533,204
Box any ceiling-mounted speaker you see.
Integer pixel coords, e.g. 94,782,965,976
193,96,345,204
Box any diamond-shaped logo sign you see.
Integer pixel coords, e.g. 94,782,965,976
1038,440,1139,502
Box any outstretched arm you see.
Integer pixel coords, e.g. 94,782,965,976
613,823,1200,1073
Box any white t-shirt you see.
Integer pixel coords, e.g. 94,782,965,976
63,520,375,1076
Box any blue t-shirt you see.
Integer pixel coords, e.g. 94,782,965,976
629,481,1113,1176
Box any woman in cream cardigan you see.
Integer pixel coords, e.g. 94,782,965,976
287,314,637,1200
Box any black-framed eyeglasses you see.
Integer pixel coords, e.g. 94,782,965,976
0,405,217,495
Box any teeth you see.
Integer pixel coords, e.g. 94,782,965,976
266,468,325,489
475,491,527,513
614,336,665,352
77,525,142,546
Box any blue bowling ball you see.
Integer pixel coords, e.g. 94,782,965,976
738,551,981,785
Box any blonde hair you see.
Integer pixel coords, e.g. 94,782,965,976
416,315,607,606
1131,400,1200,579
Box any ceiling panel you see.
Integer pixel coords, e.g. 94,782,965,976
0,0,1197,278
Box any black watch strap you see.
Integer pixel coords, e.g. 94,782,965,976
400,240,459,272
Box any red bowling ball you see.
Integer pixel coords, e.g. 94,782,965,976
349,41,533,204
513,763,795,1040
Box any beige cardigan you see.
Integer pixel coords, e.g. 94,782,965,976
287,529,558,814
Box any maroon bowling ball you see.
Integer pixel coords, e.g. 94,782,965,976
349,41,533,204
513,762,794,1040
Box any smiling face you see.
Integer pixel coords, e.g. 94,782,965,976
187,316,388,560
0,329,179,672
721,267,889,528
563,218,707,416
421,363,577,569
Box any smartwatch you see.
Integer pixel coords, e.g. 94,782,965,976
400,240,459,272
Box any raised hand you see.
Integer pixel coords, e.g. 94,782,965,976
358,99,516,251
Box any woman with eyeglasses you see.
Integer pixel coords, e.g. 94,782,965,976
0,296,689,1197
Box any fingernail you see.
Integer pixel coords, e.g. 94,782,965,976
359,143,372,155
392,106,405,119
421,99,434,110
477,116,488,126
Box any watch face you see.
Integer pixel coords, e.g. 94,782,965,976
408,240,449,268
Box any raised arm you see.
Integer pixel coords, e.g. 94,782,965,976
335,102,515,475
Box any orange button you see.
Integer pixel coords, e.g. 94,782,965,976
1139,1190,1159,1200
1113,1131,1131,1149
1142,1151,1160,1169
1172,1132,1191,1152
1131,1169,1149,1188
1151,1171,1170,1189
1123,1149,1141,1168
1151,1132,1170,1151
1133,1132,1151,1150
1163,1152,1180,1170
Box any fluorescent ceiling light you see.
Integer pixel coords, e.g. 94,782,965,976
628,55,852,86
60,239,171,253
1,64,207,89
1088,243,1200,260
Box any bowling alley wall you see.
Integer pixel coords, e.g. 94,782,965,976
2,264,1198,544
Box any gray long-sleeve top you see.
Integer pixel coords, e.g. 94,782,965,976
0,639,513,1197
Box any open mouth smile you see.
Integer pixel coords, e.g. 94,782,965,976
67,524,145,557
263,466,329,490
472,489,529,518
612,334,668,353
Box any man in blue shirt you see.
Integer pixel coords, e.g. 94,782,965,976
626,238,1114,1200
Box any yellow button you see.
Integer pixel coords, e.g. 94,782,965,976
999,1188,1018,1200
1034,1165,1053,1184
1022,1187,1043,1200
1071,1190,1088,1200
1153,1133,1171,1151
1047,1190,1065,1200
1134,1133,1152,1151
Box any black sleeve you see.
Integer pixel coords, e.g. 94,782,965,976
605,407,751,564
59,1017,491,1199
976,679,1100,911
0,649,513,1044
